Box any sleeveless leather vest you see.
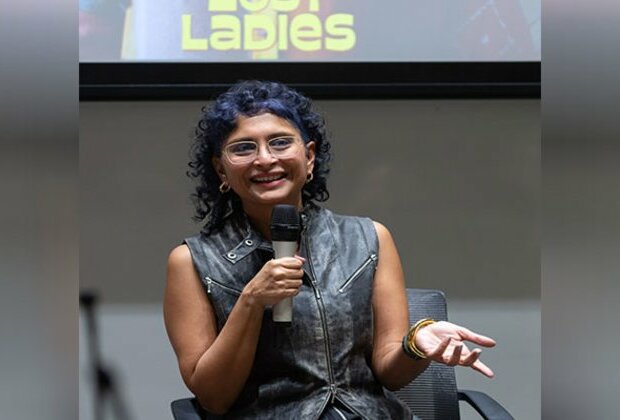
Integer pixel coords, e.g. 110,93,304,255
184,205,411,419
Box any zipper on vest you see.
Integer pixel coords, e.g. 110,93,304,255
329,384,337,404
204,276,242,295
301,216,323,301
304,234,338,412
302,215,370,420
333,394,367,419
337,254,377,293
332,405,348,420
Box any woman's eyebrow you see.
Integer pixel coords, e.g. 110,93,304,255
266,131,297,139
228,131,297,143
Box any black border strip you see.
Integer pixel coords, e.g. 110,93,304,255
80,61,540,100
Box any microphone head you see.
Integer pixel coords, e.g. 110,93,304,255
270,204,301,242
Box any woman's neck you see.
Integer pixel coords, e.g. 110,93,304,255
244,207,272,240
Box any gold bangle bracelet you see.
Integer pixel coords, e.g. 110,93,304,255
405,318,436,359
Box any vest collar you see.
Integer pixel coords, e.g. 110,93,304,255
222,204,317,264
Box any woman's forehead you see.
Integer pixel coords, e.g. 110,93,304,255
227,113,300,141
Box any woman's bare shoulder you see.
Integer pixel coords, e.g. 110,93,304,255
372,220,393,242
168,244,193,268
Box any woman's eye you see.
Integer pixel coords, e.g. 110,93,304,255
269,137,294,150
229,142,256,155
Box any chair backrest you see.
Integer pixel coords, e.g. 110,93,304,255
393,288,460,420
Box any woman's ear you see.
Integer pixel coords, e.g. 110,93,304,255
211,157,227,181
306,141,316,174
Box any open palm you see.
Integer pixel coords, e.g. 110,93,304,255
414,321,496,378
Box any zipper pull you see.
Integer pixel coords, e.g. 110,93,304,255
205,277,212,294
313,281,322,300
330,384,337,403
371,253,378,270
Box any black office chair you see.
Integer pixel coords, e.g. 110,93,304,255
171,288,514,420
392,289,513,420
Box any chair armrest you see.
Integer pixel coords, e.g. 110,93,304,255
171,398,227,420
457,390,514,420
171,398,204,420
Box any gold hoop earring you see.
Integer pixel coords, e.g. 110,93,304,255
305,173,314,184
219,181,231,193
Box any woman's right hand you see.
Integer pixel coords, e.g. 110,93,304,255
242,256,305,307
165,245,304,415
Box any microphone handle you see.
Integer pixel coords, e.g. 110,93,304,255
272,240,298,322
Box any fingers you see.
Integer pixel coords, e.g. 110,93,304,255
427,338,494,378
461,348,481,367
268,259,304,294
449,347,494,378
282,279,303,290
471,359,495,378
248,258,306,304
426,335,452,359
278,267,304,279
423,322,496,378
436,341,470,368
274,256,305,268
266,259,304,279
456,325,496,348
446,342,463,366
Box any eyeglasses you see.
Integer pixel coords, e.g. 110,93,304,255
222,136,302,164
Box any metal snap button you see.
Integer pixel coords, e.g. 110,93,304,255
244,239,253,246
227,252,237,259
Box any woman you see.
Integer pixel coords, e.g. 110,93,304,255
164,81,496,419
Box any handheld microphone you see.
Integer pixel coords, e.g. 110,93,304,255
270,204,301,322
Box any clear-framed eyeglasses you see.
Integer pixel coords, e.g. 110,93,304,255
222,136,303,165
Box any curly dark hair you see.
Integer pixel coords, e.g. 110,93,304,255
187,80,331,234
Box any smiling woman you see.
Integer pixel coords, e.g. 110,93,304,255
163,80,497,419
186,81,331,236
212,113,316,234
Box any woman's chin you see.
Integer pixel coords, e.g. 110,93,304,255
247,187,300,207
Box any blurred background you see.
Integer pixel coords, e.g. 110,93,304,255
542,0,620,417
78,2,542,419
0,1,77,419
78,98,540,420
3,0,620,420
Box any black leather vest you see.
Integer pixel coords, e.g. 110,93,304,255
184,205,411,419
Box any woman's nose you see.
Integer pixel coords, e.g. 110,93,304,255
254,144,277,165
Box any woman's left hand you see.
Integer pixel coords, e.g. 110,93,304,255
414,321,496,378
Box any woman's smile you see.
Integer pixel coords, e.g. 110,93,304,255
213,113,315,215
250,172,287,186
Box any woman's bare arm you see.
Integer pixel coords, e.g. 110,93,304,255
163,244,303,414
370,222,496,391
370,222,431,390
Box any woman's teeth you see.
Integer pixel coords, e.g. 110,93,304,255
253,174,284,183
